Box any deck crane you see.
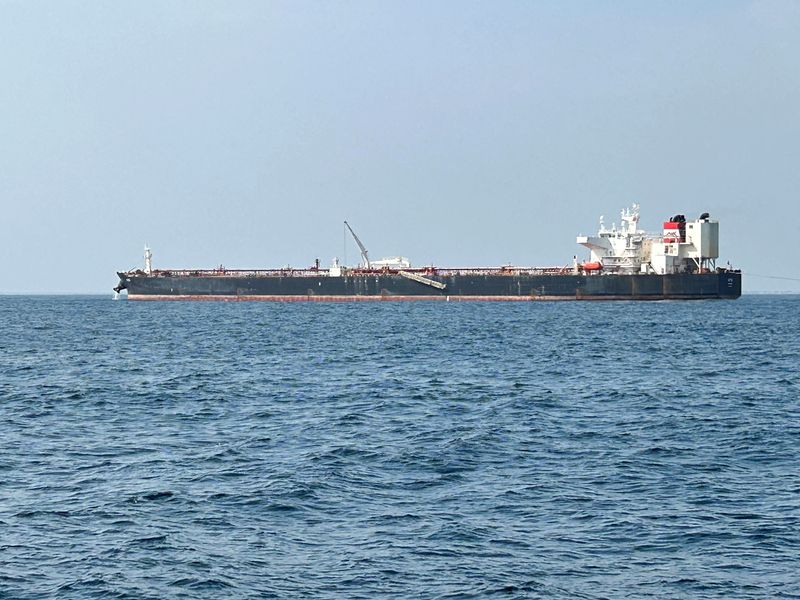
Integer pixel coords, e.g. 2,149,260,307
344,220,371,269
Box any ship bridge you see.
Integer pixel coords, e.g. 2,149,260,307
577,205,721,275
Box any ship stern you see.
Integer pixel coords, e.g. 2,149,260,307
719,270,741,299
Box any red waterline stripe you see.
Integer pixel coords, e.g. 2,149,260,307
125,294,695,302
129,294,532,302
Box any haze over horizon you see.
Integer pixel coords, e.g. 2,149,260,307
1,1,798,293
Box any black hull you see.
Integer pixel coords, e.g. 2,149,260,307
117,272,742,301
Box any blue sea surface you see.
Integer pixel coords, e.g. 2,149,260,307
1,295,798,599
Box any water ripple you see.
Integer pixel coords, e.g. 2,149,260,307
0,295,799,598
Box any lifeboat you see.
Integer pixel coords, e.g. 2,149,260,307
581,261,603,271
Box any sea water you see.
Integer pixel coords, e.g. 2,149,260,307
1,295,798,598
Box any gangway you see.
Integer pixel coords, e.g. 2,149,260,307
398,270,447,290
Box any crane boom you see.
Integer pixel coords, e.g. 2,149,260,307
344,220,371,268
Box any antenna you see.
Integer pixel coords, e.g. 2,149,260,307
343,220,371,269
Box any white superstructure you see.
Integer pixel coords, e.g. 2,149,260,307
371,256,411,269
576,205,720,275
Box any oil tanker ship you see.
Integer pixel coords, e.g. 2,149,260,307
114,206,741,301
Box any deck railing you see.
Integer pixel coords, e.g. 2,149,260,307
126,266,574,278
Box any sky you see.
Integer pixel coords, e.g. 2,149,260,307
1,0,798,293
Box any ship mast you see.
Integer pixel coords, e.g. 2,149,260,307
144,245,153,275
343,221,371,269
